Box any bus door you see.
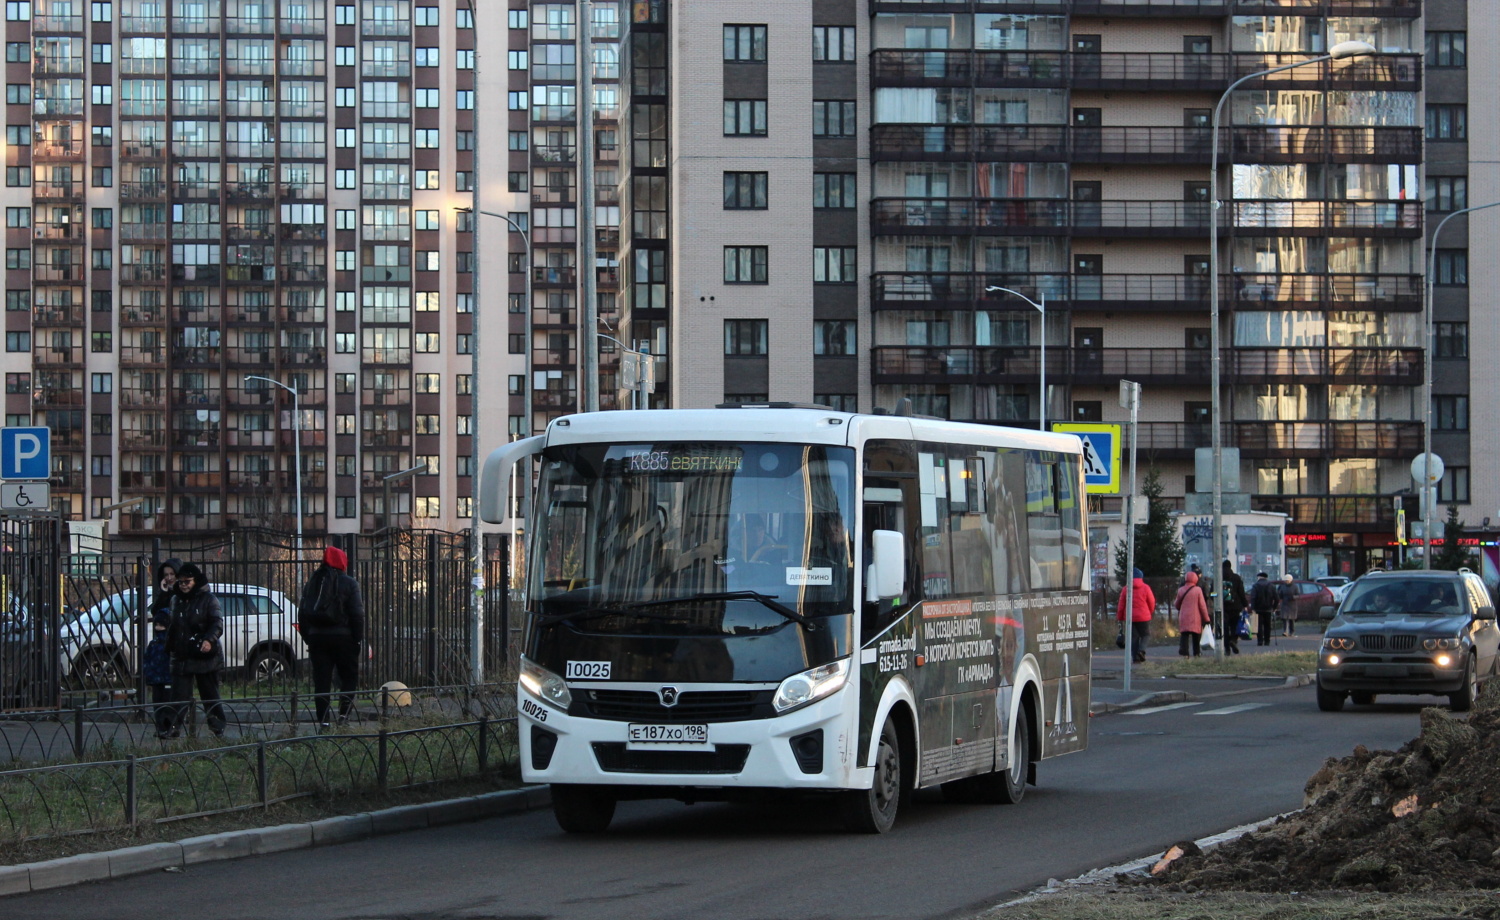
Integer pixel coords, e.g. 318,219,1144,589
859,441,922,769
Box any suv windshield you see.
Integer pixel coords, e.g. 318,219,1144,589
528,441,856,634
1342,579,1465,616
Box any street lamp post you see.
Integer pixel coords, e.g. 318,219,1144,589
1422,200,1500,567
245,375,301,555
1209,40,1374,644
458,205,532,684
984,286,1046,430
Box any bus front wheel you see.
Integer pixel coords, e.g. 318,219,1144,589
551,784,616,834
839,718,903,834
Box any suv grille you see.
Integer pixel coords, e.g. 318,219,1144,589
574,688,775,723
1359,634,1417,652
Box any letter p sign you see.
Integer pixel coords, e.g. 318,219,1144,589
1,427,50,480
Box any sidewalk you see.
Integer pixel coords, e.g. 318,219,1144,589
1089,630,1321,714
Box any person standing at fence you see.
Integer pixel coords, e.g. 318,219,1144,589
166,562,227,736
298,545,366,728
146,557,182,738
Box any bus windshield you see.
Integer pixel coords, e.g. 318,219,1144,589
529,442,856,633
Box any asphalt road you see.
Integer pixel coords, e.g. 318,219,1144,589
5,681,1437,920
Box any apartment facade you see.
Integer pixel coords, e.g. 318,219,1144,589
1,0,529,536
606,0,1442,580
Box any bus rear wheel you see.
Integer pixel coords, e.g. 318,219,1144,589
551,784,616,834
839,718,903,833
995,703,1030,805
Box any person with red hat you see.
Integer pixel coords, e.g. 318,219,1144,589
297,545,366,728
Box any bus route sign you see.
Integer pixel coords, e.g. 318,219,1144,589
1051,423,1121,494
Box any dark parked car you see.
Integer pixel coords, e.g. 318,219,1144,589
1315,568,1498,712
1287,579,1336,620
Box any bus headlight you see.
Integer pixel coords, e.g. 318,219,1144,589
1422,637,1460,651
774,659,849,713
518,657,572,709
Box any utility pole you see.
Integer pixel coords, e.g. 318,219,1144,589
578,0,598,411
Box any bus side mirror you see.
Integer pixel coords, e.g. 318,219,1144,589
479,436,544,523
868,529,906,601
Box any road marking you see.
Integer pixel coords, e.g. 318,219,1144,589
1196,703,1271,716
1123,702,1203,715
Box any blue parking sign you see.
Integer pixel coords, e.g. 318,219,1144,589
1,427,50,480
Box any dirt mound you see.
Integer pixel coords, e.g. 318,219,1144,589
1151,685,1500,894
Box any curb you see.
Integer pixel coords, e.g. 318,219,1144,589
1087,673,1314,716
0,785,552,897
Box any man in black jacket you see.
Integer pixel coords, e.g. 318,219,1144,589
1220,560,1247,655
166,562,227,736
298,545,366,727
1250,572,1277,647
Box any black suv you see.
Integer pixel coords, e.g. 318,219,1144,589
1316,569,1498,712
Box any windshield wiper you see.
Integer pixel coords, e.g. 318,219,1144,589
531,604,694,629
623,591,818,631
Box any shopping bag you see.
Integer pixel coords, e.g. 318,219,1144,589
1200,623,1216,651
1237,612,1252,640
1115,624,1125,649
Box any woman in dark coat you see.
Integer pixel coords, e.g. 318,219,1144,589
165,562,227,736
147,557,182,738
1276,573,1300,637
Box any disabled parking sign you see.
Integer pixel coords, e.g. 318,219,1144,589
1052,423,1121,494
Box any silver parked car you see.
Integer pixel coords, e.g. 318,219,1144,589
61,584,306,687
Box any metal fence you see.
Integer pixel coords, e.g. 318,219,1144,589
0,717,519,842
1,520,519,711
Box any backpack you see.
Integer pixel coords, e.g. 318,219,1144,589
299,572,346,628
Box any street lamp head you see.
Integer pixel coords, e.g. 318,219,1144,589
1328,40,1377,60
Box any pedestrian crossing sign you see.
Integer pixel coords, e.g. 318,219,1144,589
1052,423,1122,494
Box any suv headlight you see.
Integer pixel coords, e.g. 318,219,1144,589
1324,636,1355,651
518,657,572,709
1422,637,1461,651
773,659,849,713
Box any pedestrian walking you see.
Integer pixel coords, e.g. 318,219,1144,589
297,545,367,728
1117,567,1156,664
165,563,227,736
1277,572,1299,636
1174,570,1210,657
1221,560,1247,656
1250,572,1277,646
146,557,182,738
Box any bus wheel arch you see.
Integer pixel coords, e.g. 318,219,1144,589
841,702,914,834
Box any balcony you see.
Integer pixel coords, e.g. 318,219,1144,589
119,264,167,283
34,344,84,366
121,181,168,199
534,265,577,286
870,51,1417,92
871,346,1421,386
1129,421,1421,459
120,431,167,449
119,470,167,490
533,145,576,166
120,346,166,366
871,198,1421,238
870,272,1422,312
868,0,1419,15
1254,495,1399,532
33,140,85,158
868,125,1422,165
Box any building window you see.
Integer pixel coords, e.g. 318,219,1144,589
335,373,356,394
91,330,111,351
415,373,439,393
5,290,27,310
458,374,472,395
92,207,112,228
89,125,106,146
723,393,769,405
813,173,856,209
816,394,857,412
724,319,769,356
723,100,767,137
413,5,436,26
90,372,111,393
335,169,356,189
416,292,439,312
335,332,355,353
508,131,528,151
92,290,111,312
6,332,30,352
335,4,355,25
415,169,439,189
1438,467,1470,504
813,26,855,62
1434,249,1467,285
812,100,856,138
335,128,355,148
335,209,356,230
814,320,856,355
1427,32,1465,68
3,207,26,227
6,166,30,187
455,6,472,28
457,333,472,354
92,42,110,63
4,41,25,61
91,413,112,436
507,50,527,70
5,248,29,269
92,166,113,187
1435,322,1468,358
508,8,526,28
414,333,439,353
4,372,27,393
509,333,525,354
335,45,355,66
336,292,355,312
1434,395,1468,431
508,171,528,193
814,247,857,283
4,84,27,105
415,129,438,148
508,375,524,395
335,413,355,435
723,25,766,62
1426,105,1467,140
6,125,29,146
724,246,768,283
723,172,768,210
414,415,440,435
5,2,30,21
91,456,110,476
1427,177,1467,213
90,1,109,20
90,84,112,105
336,496,356,518
92,248,112,269
335,87,355,107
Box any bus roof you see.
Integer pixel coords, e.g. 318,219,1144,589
540,408,1083,456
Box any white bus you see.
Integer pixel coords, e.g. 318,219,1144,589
481,406,1091,833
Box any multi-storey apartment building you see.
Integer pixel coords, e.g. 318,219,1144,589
605,0,1433,579
2,0,531,537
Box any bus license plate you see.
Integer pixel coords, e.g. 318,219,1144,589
626,723,710,749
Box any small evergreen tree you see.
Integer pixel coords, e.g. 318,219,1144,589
1432,504,1477,571
1114,466,1186,586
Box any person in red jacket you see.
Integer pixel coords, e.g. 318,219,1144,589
1117,567,1156,663
1174,569,1211,657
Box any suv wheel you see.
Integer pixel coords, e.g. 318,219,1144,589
1316,680,1346,712
1449,656,1478,713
